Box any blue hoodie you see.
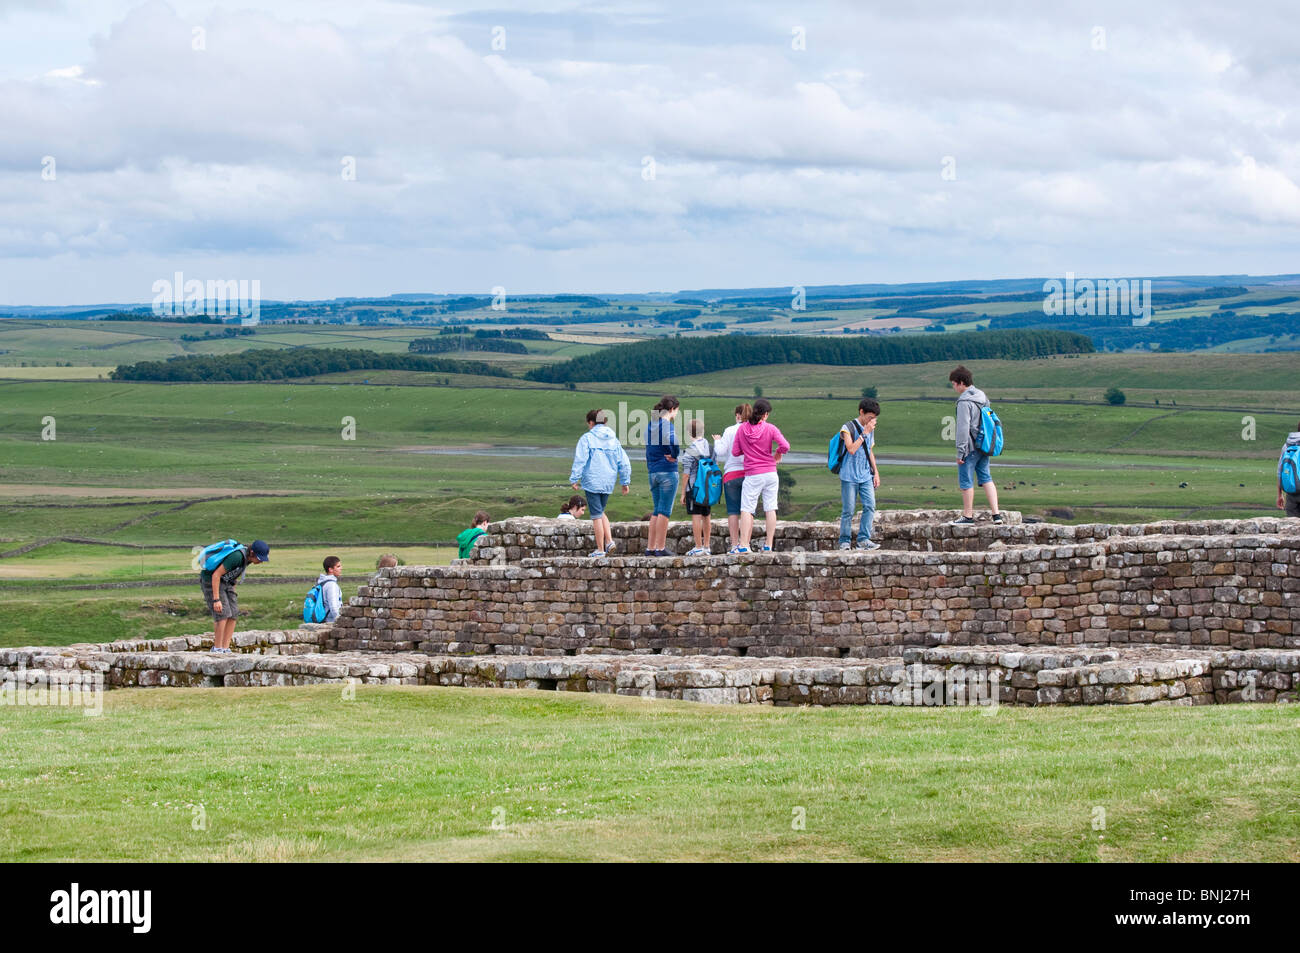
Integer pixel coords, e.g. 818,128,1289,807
645,417,679,474
569,423,632,494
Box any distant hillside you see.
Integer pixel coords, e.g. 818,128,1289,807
525,329,1093,384
110,348,514,382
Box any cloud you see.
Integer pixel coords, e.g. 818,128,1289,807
1,0,1299,302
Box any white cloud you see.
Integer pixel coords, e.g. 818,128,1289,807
1,0,1299,302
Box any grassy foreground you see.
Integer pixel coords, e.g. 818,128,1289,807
1,687,1296,862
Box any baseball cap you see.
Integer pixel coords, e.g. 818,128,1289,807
250,540,271,562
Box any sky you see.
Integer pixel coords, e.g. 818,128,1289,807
1,0,1298,304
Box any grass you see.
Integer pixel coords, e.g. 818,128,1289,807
0,581,311,647
0,688,1295,861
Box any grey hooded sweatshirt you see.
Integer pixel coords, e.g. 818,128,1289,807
955,385,990,458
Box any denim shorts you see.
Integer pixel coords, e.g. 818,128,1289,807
585,491,610,519
958,450,992,490
649,471,679,517
723,477,744,516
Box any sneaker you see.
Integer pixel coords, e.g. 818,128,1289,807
605,540,617,553
839,542,852,551
730,546,750,554
588,549,606,558
856,539,881,551
992,513,1004,525
762,546,772,552
949,516,976,525
686,547,708,556
209,647,223,654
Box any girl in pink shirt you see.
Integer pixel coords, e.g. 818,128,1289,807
732,398,790,552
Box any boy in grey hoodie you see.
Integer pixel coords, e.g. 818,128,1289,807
570,408,632,557
1277,425,1300,516
948,365,1002,525
679,418,713,556
316,555,344,623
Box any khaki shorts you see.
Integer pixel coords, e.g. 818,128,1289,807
200,577,239,620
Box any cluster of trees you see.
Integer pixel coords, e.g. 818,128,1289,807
652,308,701,325
102,311,222,324
110,348,513,382
436,327,549,339
989,309,1300,351
180,327,255,341
408,337,528,354
525,329,1093,384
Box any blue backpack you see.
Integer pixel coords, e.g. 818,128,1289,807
828,419,863,474
977,405,1004,457
1280,445,1300,495
199,539,243,572
692,458,724,506
303,580,331,624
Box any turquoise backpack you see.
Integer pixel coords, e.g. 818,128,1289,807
977,405,1004,457
303,580,331,624
1280,445,1300,494
199,539,243,572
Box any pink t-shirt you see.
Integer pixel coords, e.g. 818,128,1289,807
732,421,790,475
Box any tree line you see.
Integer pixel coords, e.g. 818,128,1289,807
110,348,514,382
524,329,1094,384
409,337,528,354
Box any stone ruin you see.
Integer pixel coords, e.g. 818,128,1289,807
5,511,1299,708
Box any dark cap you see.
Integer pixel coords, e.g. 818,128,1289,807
250,540,270,562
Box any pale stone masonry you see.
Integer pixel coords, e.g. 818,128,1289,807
4,514,1299,707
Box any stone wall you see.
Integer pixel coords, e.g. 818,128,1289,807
330,529,1300,656
467,515,1300,563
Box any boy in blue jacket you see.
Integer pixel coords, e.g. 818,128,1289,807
570,408,632,557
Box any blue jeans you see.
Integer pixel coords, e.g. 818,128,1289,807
839,479,875,545
958,450,992,490
649,471,679,518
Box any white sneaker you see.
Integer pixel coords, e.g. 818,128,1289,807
838,542,851,551
588,549,606,558
856,539,881,551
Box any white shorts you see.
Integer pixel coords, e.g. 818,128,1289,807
740,472,779,514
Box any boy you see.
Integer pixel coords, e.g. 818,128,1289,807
1277,424,1300,516
679,418,713,556
949,366,1003,525
838,398,881,550
200,539,270,654
569,408,632,557
316,555,344,623
456,511,491,559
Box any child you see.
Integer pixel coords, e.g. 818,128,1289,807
949,366,1003,525
557,495,587,520
732,398,790,553
199,539,270,654
644,396,680,556
456,511,491,558
679,418,713,556
838,398,881,550
316,555,344,622
1277,423,1300,516
712,403,749,552
569,408,632,557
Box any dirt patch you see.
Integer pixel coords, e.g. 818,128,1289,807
834,316,935,332
0,485,302,499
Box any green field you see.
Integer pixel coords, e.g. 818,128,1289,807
0,688,1294,861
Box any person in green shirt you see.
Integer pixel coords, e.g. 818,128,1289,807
199,539,269,654
456,511,491,559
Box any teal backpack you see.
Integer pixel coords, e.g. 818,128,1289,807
199,539,243,572
692,458,724,506
977,405,1004,457
828,419,863,474
303,580,331,624
1280,445,1300,495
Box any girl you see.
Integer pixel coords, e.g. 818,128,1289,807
732,398,789,553
711,403,750,552
644,395,680,556
557,495,587,520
